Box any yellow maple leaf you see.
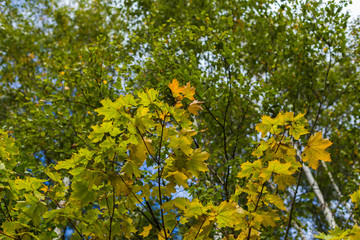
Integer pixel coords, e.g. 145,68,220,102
260,160,292,182
302,132,332,169
274,175,296,191
350,188,360,208
188,100,204,115
165,171,189,187
168,79,184,99
255,115,282,137
168,79,196,101
183,82,195,100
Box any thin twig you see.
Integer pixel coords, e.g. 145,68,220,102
49,197,84,240
118,174,161,230
195,93,224,129
194,217,207,240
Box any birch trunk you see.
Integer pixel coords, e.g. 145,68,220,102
320,161,357,224
302,164,337,229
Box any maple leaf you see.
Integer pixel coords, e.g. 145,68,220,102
289,122,309,140
293,112,306,122
121,160,142,178
253,212,277,227
237,160,262,178
274,175,296,191
129,137,153,165
166,171,189,187
260,160,292,181
188,149,209,177
158,230,166,240
89,121,114,142
265,194,286,210
168,79,184,100
168,135,192,155
168,79,196,101
252,140,268,158
95,98,122,120
188,100,204,115
70,182,96,207
139,224,152,237
183,215,213,240
138,88,159,106
302,132,332,169
183,198,206,218
350,188,360,208
161,197,190,212
255,115,282,137
183,82,195,100
216,201,243,228
283,112,294,122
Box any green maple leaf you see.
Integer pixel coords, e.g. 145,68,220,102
2,221,24,235
55,157,78,170
168,135,192,155
43,208,65,221
289,122,309,140
237,160,262,178
265,194,286,210
138,88,158,106
121,160,142,178
188,149,209,177
216,201,243,228
252,140,268,158
161,197,190,212
255,114,284,137
316,227,352,240
45,169,63,184
24,201,47,226
184,198,206,218
95,98,122,120
70,182,96,207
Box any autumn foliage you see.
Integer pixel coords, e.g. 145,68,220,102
2,81,357,239
1,0,360,239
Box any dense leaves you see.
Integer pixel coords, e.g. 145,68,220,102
1,0,360,239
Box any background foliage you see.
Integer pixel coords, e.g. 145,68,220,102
0,0,360,239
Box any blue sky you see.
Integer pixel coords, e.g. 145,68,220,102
341,0,360,19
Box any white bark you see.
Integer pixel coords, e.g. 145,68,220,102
293,143,337,229
320,161,342,197
302,164,337,229
320,161,357,225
